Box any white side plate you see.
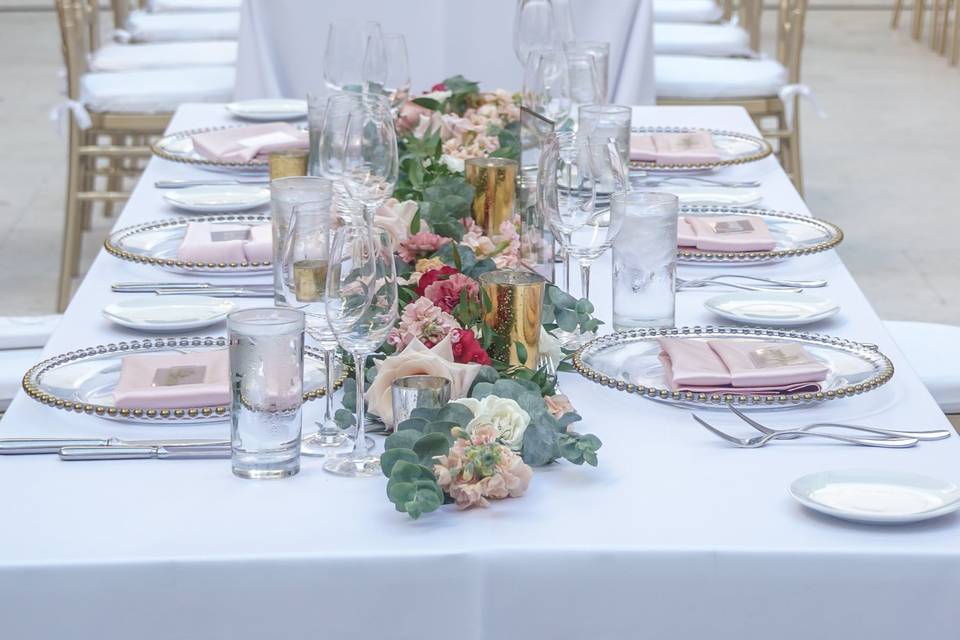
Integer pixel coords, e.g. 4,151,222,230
162,184,270,213
225,99,308,121
103,296,235,332
705,292,840,327
790,469,960,524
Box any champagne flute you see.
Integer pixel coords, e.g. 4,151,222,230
318,92,399,223
323,225,398,477
514,0,558,64
382,33,411,110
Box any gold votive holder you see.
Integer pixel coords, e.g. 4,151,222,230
464,157,518,236
269,150,309,180
479,270,544,369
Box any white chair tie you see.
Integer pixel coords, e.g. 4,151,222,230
778,84,827,132
113,28,132,43
49,99,93,135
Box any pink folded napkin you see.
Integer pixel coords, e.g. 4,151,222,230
177,222,273,264
678,217,698,247
682,216,777,252
192,123,308,163
630,131,721,164
113,350,230,409
658,338,829,395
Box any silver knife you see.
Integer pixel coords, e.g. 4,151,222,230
0,437,229,455
154,179,269,188
60,443,232,461
112,282,273,292
155,288,275,298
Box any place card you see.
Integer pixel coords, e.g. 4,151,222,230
210,229,252,242
749,344,811,368
709,219,755,235
152,365,207,387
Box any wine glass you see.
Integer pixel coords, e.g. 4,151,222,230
324,20,384,92
323,225,398,477
514,0,558,64
522,49,571,125
318,92,399,223
276,200,347,455
563,48,603,112
382,33,411,110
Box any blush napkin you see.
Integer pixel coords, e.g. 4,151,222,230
630,131,721,164
658,338,829,394
191,123,308,163
680,216,777,252
113,350,230,409
177,222,272,264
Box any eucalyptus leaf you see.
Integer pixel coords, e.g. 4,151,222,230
380,448,419,476
413,432,451,465
521,420,559,466
397,417,429,432
436,403,475,428
385,430,421,451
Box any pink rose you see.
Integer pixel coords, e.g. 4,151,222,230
397,231,450,263
396,100,432,135
544,394,576,421
423,272,479,313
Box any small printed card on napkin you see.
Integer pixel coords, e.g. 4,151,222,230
177,222,272,264
678,216,777,252
113,350,230,409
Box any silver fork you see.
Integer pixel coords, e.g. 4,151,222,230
677,278,802,294
679,274,828,288
728,406,952,441
691,414,919,448
630,176,761,189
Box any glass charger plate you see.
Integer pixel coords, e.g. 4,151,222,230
105,213,272,275
629,126,773,172
151,125,271,174
572,326,894,410
22,336,347,424
677,205,843,265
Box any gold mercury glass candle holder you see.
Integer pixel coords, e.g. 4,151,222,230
479,270,544,369
269,150,309,180
464,157,519,236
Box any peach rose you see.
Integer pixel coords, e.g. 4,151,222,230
374,198,420,246
544,394,576,421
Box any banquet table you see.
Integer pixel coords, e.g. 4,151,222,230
234,0,656,104
2,103,960,640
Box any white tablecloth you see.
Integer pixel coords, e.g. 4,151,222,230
2,104,959,639
234,0,656,104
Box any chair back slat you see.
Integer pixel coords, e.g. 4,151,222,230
54,0,90,101
776,0,809,84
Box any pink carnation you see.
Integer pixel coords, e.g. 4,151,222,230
398,231,450,263
387,297,459,350
423,272,479,313
433,427,533,510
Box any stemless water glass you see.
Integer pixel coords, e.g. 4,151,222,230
271,176,331,302
324,225,398,477
523,49,572,126
306,89,329,176
563,41,610,104
324,20,384,92
382,33,411,110
611,192,679,330
318,92,399,222
276,199,351,456
578,104,632,175
514,0,558,64
229,308,305,480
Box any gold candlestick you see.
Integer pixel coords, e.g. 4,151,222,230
464,157,518,236
479,270,544,369
269,150,309,180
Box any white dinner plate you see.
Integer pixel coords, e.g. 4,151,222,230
162,184,270,213
102,296,234,332
704,291,840,327
225,99,308,121
790,469,960,524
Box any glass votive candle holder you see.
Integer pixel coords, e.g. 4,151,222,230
269,149,309,180
391,375,452,427
479,270,545,369
578,104,632,180
464,157,519,236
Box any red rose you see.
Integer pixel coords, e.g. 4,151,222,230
431,82,448,92
451,329,491,365
415,266,458,297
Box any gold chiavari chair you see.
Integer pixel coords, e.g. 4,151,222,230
656,0,808,193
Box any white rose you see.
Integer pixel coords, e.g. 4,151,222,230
420,89,452,103
452,395,530,451
539,327,563,367
441,154,465,173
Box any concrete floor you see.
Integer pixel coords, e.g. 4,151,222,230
1,6,958,322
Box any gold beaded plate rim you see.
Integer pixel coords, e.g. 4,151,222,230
104,213,273,273
21,336,348,424
628,126,773,171
677,205,845,264
571,326,895,409
151,124,272,171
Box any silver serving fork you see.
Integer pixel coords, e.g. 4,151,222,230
691,414,918,448
728,406,951,441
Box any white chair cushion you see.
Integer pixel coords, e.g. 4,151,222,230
0,348,43,411
654,23,752,57
90,41,237,72
0,315,60,350
884,321,960,413
148,0,241,11
654,0,723,23
124,10,239,42
80,66,235,113
656,54,787,99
